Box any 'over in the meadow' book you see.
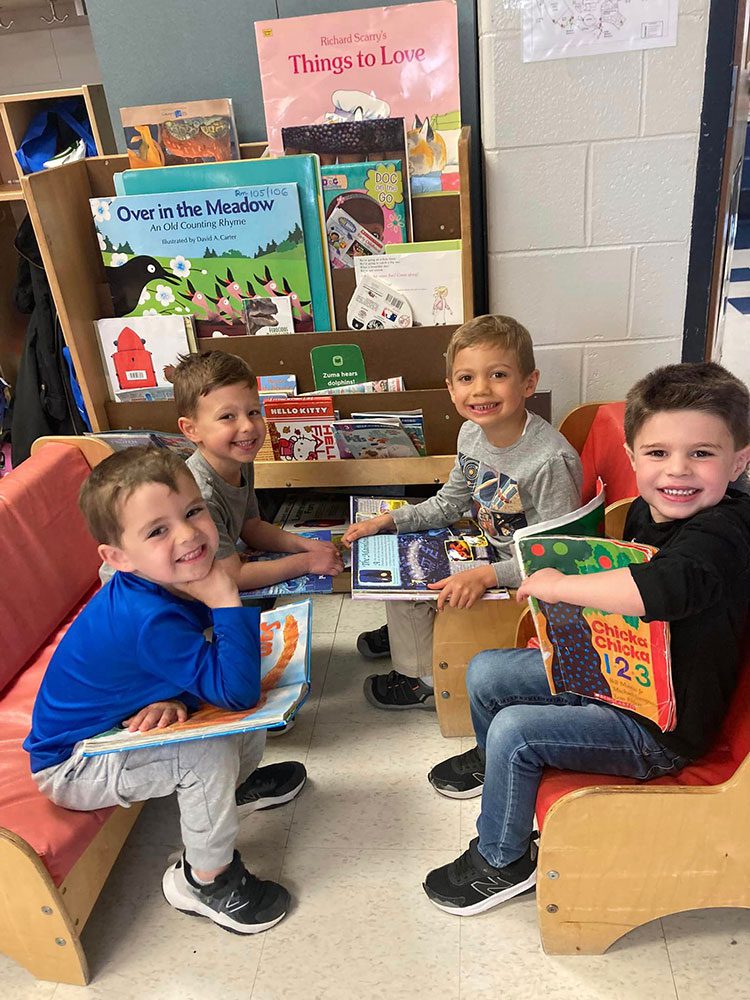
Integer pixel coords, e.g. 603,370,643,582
514,535,675,732
90,185,312,326
81,601,312,756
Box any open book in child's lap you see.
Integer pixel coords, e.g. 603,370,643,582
514,535,675,731
80,601,311,756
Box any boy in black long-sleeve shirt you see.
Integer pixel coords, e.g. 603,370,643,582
425,362,750,916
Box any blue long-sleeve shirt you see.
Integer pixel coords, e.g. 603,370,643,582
24,572,261,772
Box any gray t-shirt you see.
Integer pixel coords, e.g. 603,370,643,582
390,413,582,588
186,449,260,560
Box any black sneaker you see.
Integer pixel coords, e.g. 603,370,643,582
429,745,485,799
162,851,289,934
356,624,391,659
235,761,307,816
423,837,537,916
363,670,435,710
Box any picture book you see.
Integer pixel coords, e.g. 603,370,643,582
255,1,461,191
514,535,675,732
325,206,384,269
80,601,312,756
265,396,340,462
87,429,196,461
239,531,336,598
298,377,405,396
114,386,175,403
94,315,196,402
350,496,510,601
355,239,463,325
513,477,606,546
258,374,298,395
115,156,334,332
321,159,409,249
310,342,367,390
90,185,313,339
243,296,296,335
347,273,413,330
274,494,350,536
352,409,426,455
120,99,240,169
282,118,412,239
333,419,419,459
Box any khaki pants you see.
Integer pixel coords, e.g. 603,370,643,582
385,600,436,678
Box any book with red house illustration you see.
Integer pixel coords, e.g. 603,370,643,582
264,396,339,462
93,315,197,403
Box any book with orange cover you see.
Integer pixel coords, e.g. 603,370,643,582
80,601,311,756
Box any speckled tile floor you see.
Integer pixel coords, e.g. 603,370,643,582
4,595,750,999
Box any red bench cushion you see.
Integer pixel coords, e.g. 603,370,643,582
0,593,115,886
537,646,750,828
0,443,101,691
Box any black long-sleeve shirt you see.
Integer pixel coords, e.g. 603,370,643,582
625,491,750,759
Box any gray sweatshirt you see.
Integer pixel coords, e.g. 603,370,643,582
390,414,582,587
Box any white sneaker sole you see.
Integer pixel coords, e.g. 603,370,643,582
162,864,287,934
236,774,307,818
425,870,537,916
429,780,484,800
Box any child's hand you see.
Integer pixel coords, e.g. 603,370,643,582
516,568,566,604
428,564,495,611
304,542,344,577
178,559,241,609
342,512,395,548
122,700,187,733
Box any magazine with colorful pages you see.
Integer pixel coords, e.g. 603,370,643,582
80,600,312,756
350,496,510,601
514,534,675,732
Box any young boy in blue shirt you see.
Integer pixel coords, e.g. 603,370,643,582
424,361,750,915
25,447,306,935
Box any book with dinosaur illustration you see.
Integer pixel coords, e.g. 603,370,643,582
120,99,240,169
255,1,461,192
514,535,675,731
114,156,334,332
79,600,312,756
94,315,196,402
90,184,313,331
350,496,510,601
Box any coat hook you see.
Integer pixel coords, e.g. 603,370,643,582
40,1,69,24
0,16,14,29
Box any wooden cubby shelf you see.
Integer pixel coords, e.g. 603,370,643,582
22,125,550,488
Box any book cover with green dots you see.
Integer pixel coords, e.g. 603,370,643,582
515,535,675,732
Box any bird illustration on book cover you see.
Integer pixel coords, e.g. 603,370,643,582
90,186,313,328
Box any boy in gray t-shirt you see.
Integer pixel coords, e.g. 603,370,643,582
342,316,582,711
175,352,343,593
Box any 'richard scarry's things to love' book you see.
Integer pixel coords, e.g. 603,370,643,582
255,1,461,192
90,185,313,329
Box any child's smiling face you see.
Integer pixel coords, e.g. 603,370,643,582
447,344,539,446
627,409,750,523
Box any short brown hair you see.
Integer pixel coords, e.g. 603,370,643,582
173,351,257,418
79,446,194,545
445,315,536,378
625,362,750,449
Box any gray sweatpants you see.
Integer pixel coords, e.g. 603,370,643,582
385,600,436,678
33,731,266,872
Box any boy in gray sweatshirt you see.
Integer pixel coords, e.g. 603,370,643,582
342,315,582,710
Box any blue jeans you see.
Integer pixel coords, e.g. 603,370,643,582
468,648,687,868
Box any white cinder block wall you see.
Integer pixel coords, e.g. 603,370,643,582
479,0,710,422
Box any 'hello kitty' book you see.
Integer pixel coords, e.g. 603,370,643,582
255,1,461,193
